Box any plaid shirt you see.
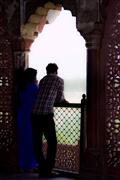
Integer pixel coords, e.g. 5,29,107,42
32,74,65,114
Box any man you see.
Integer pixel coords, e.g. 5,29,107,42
32,63,68,177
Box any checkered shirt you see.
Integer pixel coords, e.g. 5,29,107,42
32,74,65,114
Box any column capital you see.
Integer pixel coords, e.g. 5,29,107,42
77,22,103,49
76,0,106,49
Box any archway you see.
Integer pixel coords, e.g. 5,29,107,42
20,1,86,173
22,2,86,103
28,7,86,103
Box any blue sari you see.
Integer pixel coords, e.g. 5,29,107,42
17,83,38,170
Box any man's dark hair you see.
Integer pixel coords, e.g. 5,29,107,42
46,63,58,74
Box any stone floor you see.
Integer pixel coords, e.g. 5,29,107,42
0,169,107,180
0,173,77,180
1,170,117,180
1,172,117,180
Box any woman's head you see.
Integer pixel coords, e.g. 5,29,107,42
24,68,37,83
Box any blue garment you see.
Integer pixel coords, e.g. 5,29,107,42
17,83,38,170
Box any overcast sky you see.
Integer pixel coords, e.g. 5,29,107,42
29,8,86,103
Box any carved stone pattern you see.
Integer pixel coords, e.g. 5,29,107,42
0,37,16,151
0,0,20,36
8,1,20,36
55,144,80,172
103,1,120,168
43,143,79,172
0,3,7,36
76,0,98,23
14,52,26,69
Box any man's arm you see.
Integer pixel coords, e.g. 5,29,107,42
55,80,69,104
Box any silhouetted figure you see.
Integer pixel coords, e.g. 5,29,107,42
32,63,68,177
16,68,38,171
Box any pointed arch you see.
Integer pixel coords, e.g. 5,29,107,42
21,2,62,44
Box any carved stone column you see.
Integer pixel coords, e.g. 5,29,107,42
76,0,105,175
85,26,104,145
81,30,105,175
13,38,33,69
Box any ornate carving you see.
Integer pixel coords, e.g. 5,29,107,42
101,0,120,168
76,0,105,36
0,3,7,36
0,0,20,36
14,51,26,69
0,37,16,151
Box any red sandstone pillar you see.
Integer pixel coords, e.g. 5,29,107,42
79,28,105,175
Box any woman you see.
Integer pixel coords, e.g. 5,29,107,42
16,68,38,172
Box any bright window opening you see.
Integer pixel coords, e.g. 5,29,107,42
29,8,86,103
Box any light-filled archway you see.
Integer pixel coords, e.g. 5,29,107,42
29,8,86,103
